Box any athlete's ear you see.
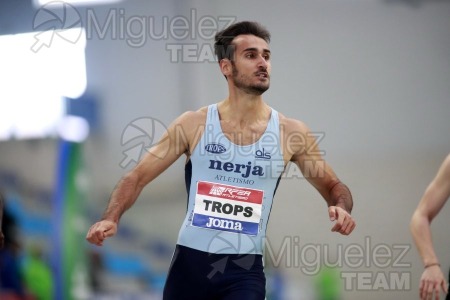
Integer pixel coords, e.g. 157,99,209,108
219,58,232,79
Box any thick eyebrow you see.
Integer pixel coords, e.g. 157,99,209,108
242,47,271,54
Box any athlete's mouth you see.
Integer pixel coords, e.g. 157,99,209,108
256,72,268,79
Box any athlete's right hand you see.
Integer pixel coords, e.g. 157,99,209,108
86,220,117,246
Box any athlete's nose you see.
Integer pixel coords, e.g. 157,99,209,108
256,54,268,69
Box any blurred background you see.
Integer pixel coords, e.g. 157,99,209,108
0,0,449,299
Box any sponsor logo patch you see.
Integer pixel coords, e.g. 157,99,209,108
255,148,271,159
205,143,227,154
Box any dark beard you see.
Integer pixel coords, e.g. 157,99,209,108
231,63,269,96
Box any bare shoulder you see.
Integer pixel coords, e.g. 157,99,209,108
277,112,318,160
178,106,208,121
170,106,208,154
174,106,208,128
278,111,310,135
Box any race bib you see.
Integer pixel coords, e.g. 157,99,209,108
191,181,264,236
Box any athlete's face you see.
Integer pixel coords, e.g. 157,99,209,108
229,35,271,95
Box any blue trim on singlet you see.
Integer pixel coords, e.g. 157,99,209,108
184,160,192,210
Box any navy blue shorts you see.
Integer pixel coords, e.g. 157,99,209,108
163,244,266,300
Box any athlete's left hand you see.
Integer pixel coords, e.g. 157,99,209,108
328,206,355,235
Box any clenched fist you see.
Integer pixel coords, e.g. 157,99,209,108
86,220,117,246
328,206,355,235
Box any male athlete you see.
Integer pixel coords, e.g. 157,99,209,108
86,21,356,299
411,154,450,300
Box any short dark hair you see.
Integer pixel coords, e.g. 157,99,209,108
214,21,271,62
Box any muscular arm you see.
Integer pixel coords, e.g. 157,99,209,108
101,126,185,223
285,118,355,235
327,180,353,213
87,111,202,245
410,154,450,299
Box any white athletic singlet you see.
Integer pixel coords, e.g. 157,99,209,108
177,104,285,255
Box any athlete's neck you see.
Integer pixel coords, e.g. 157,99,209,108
218,96,270,124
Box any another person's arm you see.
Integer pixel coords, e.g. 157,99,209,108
285,118,355,235
410,154,450,300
